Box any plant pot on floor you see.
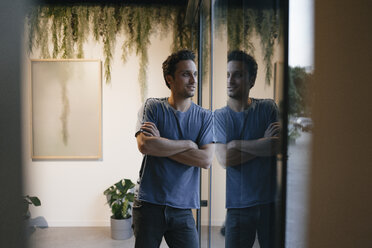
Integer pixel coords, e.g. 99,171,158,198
110,216,133,240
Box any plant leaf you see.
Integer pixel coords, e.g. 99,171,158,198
29,196,41,206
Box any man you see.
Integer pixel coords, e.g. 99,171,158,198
214,50,280,248
133,50,214,248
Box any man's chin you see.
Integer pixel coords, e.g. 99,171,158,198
183,92,195,98
228,93,242,100
227,92,236,98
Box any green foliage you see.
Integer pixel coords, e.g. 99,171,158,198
216,7,279,85
288,66,313,116
256,10,278,85
103,179,135,219
23,195,41,219
26,5,191,102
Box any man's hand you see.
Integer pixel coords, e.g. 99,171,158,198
215,143,256,168
136,122,197,157
264,122,281,138
140,122,160,137
136,121,213,168
170,143,214,169
226,122,281,157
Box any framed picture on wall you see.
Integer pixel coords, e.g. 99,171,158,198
30,59,102,160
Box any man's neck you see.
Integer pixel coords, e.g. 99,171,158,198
227,96,251,112
168,95,192,112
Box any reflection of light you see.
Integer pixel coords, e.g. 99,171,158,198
289,0,314,67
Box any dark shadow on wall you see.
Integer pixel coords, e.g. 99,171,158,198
0,0,27,248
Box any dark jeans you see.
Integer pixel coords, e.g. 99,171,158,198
225,203,275,248
132,199,199,248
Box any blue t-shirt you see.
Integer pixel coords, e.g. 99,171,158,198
214,98,278,209
136,98,213,209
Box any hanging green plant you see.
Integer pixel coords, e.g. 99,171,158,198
120,6,153,101
216,7,280,85
256,9,278,85
96,6,119,84
26,4,191,102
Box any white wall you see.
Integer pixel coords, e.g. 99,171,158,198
22,30,172,227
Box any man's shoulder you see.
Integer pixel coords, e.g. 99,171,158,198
253,98,277,110
191,102,213,115
214,106,229,120
214,106,229,114
143,97,167,109
144,97,167,105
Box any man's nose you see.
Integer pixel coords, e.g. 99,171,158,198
190,74,197,84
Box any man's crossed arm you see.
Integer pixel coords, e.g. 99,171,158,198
136,122,214,169
215,122,281,168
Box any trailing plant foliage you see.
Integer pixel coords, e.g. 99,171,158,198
256,10,278,84
26,5,191,102
216,7,280,85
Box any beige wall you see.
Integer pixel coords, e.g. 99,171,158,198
307,0,372,247
22,31,173,226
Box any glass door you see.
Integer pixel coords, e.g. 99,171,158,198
200,0,289,247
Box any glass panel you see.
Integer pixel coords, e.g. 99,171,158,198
286,0,314,247
211,0,287,247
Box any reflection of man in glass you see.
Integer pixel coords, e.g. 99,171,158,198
214,50,280,248
133,50,214,248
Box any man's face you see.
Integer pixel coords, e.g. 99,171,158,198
167,60,197,98
227,61,252,99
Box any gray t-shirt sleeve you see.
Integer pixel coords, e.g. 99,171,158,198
197,110,214,147
135,103,145,137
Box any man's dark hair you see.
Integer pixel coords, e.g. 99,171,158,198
227,50,258,88
162,49,196,89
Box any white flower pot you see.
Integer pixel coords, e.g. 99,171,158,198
110,217,133,240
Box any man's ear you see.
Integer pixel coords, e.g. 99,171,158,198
166,75,174,88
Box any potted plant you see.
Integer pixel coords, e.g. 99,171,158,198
103,178,135,240
22,195,41,234
22,195,41,220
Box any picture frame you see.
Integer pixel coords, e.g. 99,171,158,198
30,59,102,160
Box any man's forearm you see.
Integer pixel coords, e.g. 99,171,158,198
228,137,280,157
215,143,255,167
137,133,196,157
169,144,214,169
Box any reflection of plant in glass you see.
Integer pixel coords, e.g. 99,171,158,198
215,7,279,85
103,179,135,220
26,5,192,102
288,66,313,117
